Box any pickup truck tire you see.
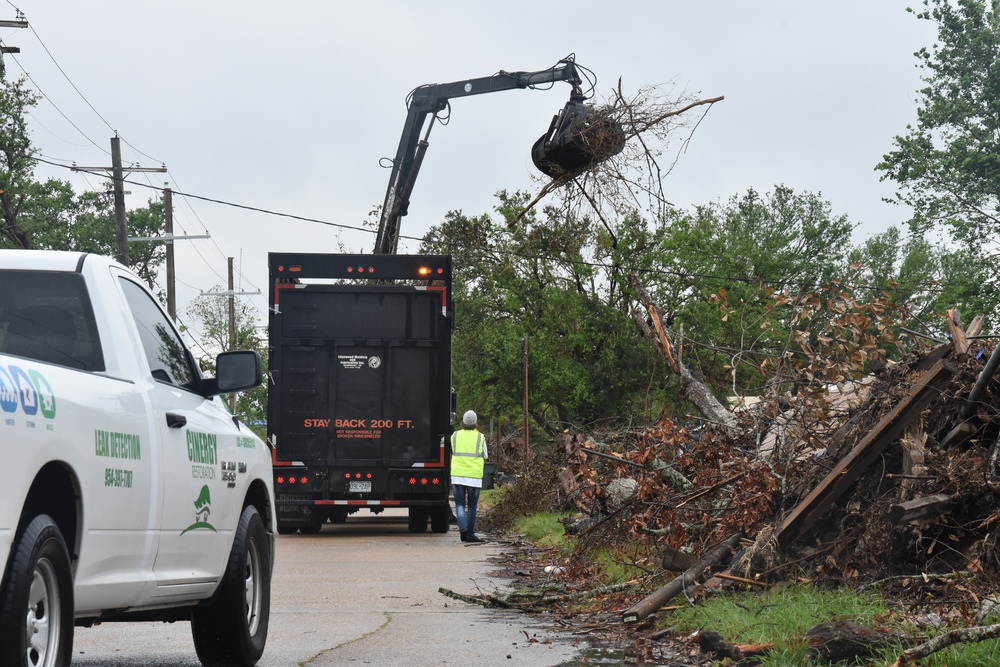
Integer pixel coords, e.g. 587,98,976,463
0,514,74,667
191,505,271,667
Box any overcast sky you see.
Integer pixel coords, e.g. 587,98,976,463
2,1,937,344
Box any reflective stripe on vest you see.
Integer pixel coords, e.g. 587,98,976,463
450,430,485,479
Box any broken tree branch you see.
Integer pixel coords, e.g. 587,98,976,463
439,582,634,612
622,532,742,623
890,624,1000,666
628,272,741,436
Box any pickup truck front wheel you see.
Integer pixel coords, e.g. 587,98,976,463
0,514,74,667
191,505,271,667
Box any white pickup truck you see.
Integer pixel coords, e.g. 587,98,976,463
0,250,275,667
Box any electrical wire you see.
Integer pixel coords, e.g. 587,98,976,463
7,18,951,313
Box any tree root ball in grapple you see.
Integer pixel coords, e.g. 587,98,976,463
532,103,626,178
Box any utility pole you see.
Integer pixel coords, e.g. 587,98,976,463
164,188,175,319
201,261,261,412
128,188,210,322
0,13,27,78
228,258,236,353
111,137,128,264
73,135,167,265
523,334,530,461
228,258,236,412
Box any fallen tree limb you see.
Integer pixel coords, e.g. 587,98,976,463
528,582,636,607
622,532,742,623
890,624,1000,666
438,587,516,609
439,581,635,611
675,471,748,508
711,572,770,588
628,273,740,436
579,446,645,468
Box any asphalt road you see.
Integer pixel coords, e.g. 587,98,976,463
69,510,588,667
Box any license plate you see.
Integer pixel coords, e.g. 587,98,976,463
349,481,372,493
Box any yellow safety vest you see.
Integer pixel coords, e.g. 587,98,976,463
450,429,485,479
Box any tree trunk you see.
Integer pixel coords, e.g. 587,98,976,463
628,273,740,436
622,532,742,623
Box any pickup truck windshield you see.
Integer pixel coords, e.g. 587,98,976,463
0,270,105,371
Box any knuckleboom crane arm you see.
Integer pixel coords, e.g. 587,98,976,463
373,57,585,255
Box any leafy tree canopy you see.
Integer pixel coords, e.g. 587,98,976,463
186,290,267,437
0,75,165,284
878,0,1000,321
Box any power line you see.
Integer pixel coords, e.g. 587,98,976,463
34,156,953,296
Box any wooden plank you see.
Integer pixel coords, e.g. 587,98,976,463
888,493,958,525
940,420,979,449
776,359,954,550
912,343,952,372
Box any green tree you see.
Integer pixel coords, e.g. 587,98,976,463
187,291,267,437
421,194,663,432
878,0,1000,321
422,186,878,430
633,186,856,396
0,75,165,282
0,75,41,248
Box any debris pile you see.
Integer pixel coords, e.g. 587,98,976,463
466,314,1000,664
552,338,1000,590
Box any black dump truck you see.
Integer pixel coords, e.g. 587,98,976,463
267,253,453,534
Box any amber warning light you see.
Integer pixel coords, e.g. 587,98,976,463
418,266,445,277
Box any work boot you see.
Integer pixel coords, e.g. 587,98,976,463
460,530,467,542
465,533,483,543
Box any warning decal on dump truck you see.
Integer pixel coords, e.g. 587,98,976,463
330,418,416,441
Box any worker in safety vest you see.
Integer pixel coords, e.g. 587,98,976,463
450,410,488,543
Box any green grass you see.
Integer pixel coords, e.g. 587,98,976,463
670,584,889,641
495,509,1000,665
665,584,1000,666
511,511,574,549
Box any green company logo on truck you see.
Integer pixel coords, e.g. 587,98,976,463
181,484,217,534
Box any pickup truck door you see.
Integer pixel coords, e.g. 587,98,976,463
0,269,156,611
117,277,240,594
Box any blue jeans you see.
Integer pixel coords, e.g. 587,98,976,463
453,484,480,535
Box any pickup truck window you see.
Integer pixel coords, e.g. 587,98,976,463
119,277,196,389
0,270,105,371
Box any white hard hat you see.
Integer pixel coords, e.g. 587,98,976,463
462,410,477,426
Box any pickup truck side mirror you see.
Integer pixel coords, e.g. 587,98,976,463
203,350,263,397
